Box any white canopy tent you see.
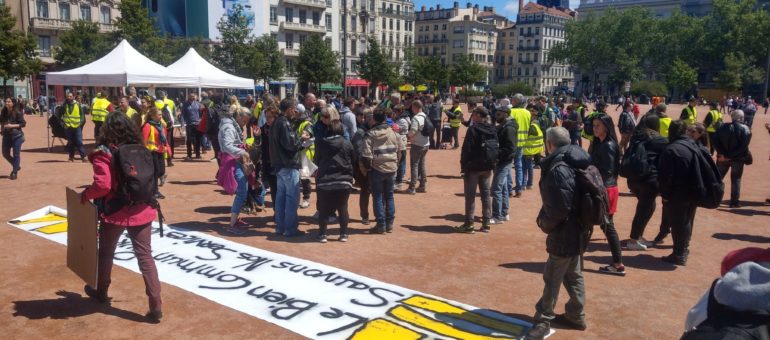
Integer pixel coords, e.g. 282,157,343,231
165,48,255,90
46,40,194,87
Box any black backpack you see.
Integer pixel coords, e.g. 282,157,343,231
420,113,435,137
480,129,499,167
684,142,724,209
554,161,610,228
619,139,650,180
681,279,770,340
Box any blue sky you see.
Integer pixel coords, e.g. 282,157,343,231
414,0,581,19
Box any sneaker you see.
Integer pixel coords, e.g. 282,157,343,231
553,314,587,331
504,214,510,221
406,188,416,195
729,201,742,208
361,218,370,225
639,237,653,247
598,265,626,276
525,322,550,340
9,171,17,180
662,253,687,266
625,239,647,251
317,235,328,243
369,225,386,234
339,234,349,242
453,224,475,234
489,218,502,225
386,225,393,233
480,225,491,233
183,156,193,161
300,199,310,209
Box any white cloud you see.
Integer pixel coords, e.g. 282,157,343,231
570,0,580,9
503,1,519,17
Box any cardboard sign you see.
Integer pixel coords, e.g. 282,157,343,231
65,188,98,288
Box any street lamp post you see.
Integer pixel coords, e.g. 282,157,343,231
342,0,348,97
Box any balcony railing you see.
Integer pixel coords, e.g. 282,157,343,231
519,32,536,37
519,60,535,64
282,48,300,57
280,0,327,9
517,46,540,51
280,21,326,33
30,17,116,32
377,9,415,20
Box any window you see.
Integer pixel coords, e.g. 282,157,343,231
286,59,294,74
325,14,332,31
313,11,320,25
351,39,357,55
396,20,400,31
452,40,464,48
270,6,277,23
38,35,51,53
518,67,522,76
519,27,523,35
389,18,393,30
80,5,91,21
286,33,294,49
370,0,375,11
100,6,111,24
351,16,356,31
36,1,48,18
299,34,306,48
285,8,293,22
434,24,438,31
382,17,386,28
453,25,464,33
535,27,540,35
534,53,538,62
442,24,447,30
299,10,306,23
326,0,332,7
59,2,70,21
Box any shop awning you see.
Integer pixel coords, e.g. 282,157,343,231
320,83,343,91
345,78,370,87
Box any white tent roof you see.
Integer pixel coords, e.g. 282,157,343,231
165,48,255,89
46,40,194,87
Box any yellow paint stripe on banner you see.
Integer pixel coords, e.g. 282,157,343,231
9,214,67,225
349,318,424,340
34,222,68,234
388,305,511,340
402,295,525,336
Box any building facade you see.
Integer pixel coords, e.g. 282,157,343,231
513,2,574,94
494,24,517,84
537,0,570,8
414,2,500,88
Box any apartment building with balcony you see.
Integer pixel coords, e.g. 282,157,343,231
513,2,574,94
494,24,517,84
415,2,499,88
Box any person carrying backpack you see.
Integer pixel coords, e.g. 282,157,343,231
454,107,498,233
491,107,518,224
407,100,432,194
658,120,702,266
80,111,163,322
622,115,669,251
589,113,625,276
525,127,591,340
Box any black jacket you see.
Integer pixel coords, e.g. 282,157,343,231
497,118,518,164
460,122,497,173
658,136,700,202
537,145,592,257
315,135,354,191
269,114,301,169
627,129,668,184
590,138,619,187
713,122,751,161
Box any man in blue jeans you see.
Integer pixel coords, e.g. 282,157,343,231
491,107,518,223
361,107,406,233
269,97,307,237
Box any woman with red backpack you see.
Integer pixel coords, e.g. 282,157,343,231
80,111,163,321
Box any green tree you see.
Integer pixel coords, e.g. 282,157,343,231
166,36,212,64
211,5,254,77
113,0,169,63
667,58,698,96
410,55,448,88
491,82,534,98
449,54,486,87
358,38,395,99
0,4,42,91
718,52,765,92
296,35,339,91
54,20,113,69
251,34,284,84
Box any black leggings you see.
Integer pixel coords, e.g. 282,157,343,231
600,215,623,265
629,181,658,240
317,189,350,236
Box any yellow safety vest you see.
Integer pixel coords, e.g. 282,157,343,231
449,106,463,128
62,103,82,128
91,98,110,122
659,117,672,138
163,98,176,115
510,107,531,145
523,123,544,156
124,107,138,119
296,120,315,160
683,106,697,125
581,111,600,140
706,110,721,133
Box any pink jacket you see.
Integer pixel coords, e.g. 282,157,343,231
82,148,156,227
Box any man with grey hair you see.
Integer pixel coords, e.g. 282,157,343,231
713,109,752,208
526,126,591,339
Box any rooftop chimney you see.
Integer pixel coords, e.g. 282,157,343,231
454,2,459,9
467,2,472,9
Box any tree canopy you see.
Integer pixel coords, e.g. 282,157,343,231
449,54,487,87
54,20,113,70
358,38,396,98
0,5,42,82
296,35,340,90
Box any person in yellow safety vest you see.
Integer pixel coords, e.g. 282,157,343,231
580,100,605,141
294,105,316,209
639,103,672,138
521,122,544,190
91,92,114,141
702,101,722,155
141,106,170,198
119,96,138,120
156,91,175,167
445,102,463,149
60,92,87,162
510,93,531,196
680,96,698,125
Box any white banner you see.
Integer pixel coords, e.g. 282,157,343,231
8,206,549,339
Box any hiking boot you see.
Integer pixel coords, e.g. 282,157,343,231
145,310,163,322
369,225,386,234
317,235,327,243
480,225,491,233
300,199,310,209
553,314,587,331
453,223,475,234
84,285,109,303
361,218,370,225
624,239,647,251
339,234,349,242
525,322,550,340
662,253,687,266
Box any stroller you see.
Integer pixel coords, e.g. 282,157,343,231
439,118,453,149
